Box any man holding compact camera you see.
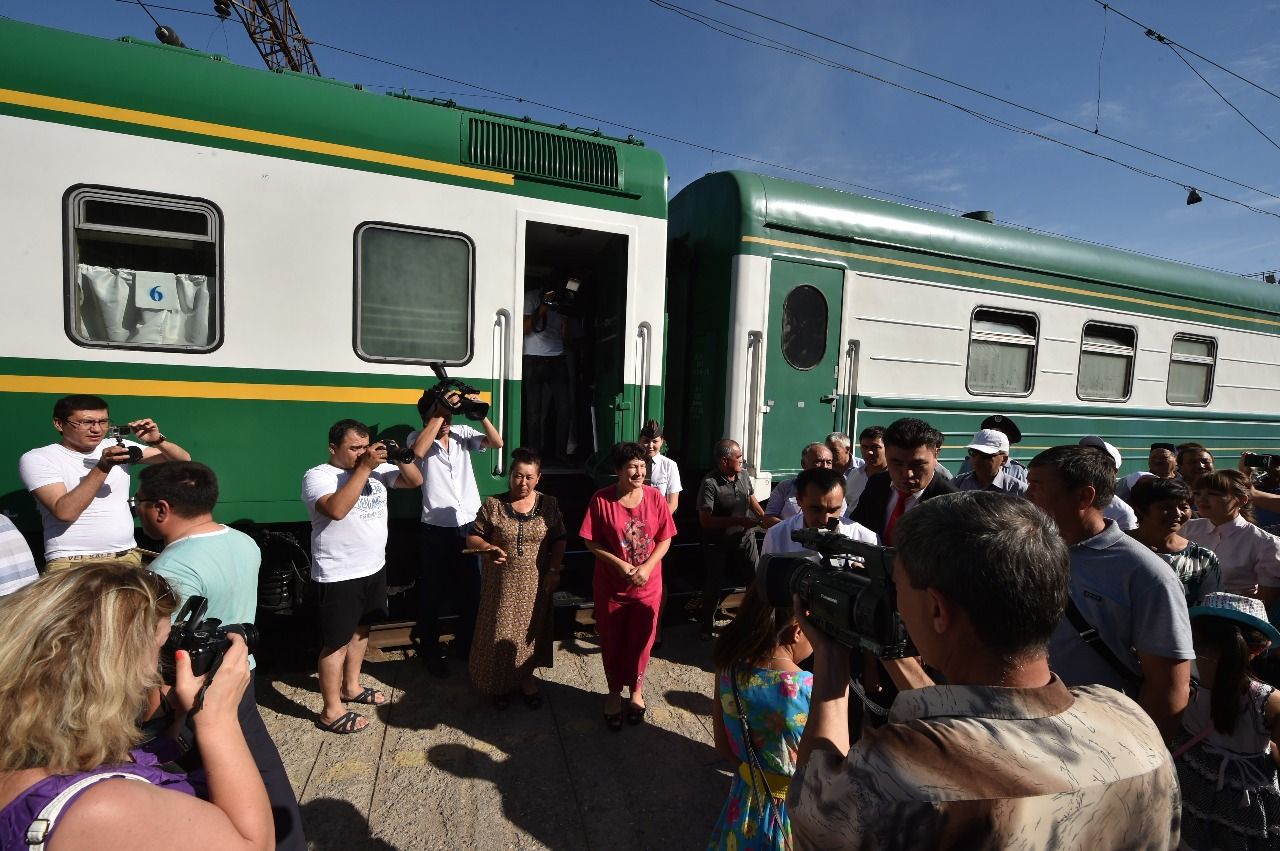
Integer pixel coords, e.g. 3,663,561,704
137,460,306,851
787,492,1179,849
18,393,189,570
410,381,502,676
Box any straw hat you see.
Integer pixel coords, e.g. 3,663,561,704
1188,592,1280,645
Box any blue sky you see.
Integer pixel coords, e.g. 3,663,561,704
10,1,1280,278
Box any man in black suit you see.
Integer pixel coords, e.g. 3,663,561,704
851,417,957,544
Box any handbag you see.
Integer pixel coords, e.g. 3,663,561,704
729,664,790,846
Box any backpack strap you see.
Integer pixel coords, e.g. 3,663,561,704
26,771,150,849
1063,597,1140,688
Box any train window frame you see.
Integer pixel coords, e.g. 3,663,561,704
779,284,829,371
1076,321,1136,402
965,307,1039,397
353,221,476,366
63,185,223,354
1167,333,1217,407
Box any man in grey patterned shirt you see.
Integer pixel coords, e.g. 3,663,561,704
789,491,1179,850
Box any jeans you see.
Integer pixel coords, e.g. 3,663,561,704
416,522,481,653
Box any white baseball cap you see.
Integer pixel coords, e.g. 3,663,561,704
1079,435,1122,469
966,428,1010,455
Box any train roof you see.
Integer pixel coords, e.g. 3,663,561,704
0,18,666,219
677,170,1280,323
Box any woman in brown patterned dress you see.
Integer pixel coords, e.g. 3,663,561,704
466,448,567,708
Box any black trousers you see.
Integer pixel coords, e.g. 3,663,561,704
700,531,759,628
522,353,570,458
416,522,481,652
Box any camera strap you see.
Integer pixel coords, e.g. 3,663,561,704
1063,598,1140,689
728,665,789,845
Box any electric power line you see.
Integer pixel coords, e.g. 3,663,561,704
648,0,1280,221
1165,43,1280,155
682,0,1280,206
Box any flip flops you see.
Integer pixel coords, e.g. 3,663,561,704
316,711,369,734
345,687,386,706
626,703,647,726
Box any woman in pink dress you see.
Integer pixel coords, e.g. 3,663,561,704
579,442,676,731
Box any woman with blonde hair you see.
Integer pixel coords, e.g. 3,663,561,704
0,561,273,851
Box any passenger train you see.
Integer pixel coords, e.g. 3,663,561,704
3,17,1279,575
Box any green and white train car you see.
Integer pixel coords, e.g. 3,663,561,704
666,171,1280,493
0,19,668,542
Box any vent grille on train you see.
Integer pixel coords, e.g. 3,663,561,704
466,118,620,190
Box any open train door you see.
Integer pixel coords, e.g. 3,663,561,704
759,259,844,474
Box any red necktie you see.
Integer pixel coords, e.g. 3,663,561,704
884,491,909,545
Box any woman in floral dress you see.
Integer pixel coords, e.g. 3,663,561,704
708,586,814,850
466,448,567,708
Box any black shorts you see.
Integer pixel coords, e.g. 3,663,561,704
315,569,388,650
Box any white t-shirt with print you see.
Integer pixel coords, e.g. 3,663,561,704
18,441,145,559
302,462,401,582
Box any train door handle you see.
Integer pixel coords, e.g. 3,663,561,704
819,394,837,404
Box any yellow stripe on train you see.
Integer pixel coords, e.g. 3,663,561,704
0,87,515,186
0,374,491,406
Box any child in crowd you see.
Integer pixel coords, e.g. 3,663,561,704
708,587,812,851
1171,593,1280,850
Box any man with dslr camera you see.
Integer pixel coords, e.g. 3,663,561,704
304,419,422,728
18,393,189,570
788,492,1178,849
410,383,502,676
137,460,306,851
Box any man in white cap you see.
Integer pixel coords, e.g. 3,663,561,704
953,429,1028,495
1079,436,1139,530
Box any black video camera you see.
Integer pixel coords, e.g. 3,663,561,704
426,364,490,422
106,425,144,463
380,438,416,465
540,277,582,315
758,525,915,659
160,595,259,683
1242,452,1280,471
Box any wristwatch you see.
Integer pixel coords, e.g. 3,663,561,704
147,435,167,446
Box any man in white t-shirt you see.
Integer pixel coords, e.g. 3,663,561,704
18,393,190,570
409,384,503,677
523,285,572,462
763,467,879,555
302,419,421,734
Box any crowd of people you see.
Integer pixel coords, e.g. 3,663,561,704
5,392,1280,848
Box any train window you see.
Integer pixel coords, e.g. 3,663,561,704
966,308,1038,395
781,285,828,370
355,223,473,364
1077,323,1136,402
64,186,221,352
1168,334,1216,406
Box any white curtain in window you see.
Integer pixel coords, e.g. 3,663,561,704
77,265,211,347
967,341,1032,394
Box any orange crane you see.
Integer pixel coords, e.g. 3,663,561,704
213,0,320,75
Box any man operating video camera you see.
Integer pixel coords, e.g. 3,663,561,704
783,491,1179,849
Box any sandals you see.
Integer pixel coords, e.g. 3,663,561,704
626,702,647,726
345,687,386,706
603,710,624,732
316,711,369,734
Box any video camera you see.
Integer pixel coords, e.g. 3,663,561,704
758,525,915,659
379,438,417,465
106,425,144,463
540,277,582,315
426,364,490,422
1242,452,1280,471
160,595,259,683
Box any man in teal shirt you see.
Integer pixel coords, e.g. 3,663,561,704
138,461,305,851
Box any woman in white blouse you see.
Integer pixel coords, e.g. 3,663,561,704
1184,469,1280,609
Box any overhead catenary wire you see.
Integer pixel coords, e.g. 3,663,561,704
1164,42,1280,155
648,0,1280,222
102,0,1265,275
665,0,1280,207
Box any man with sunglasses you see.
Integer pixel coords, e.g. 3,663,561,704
17,394,189,570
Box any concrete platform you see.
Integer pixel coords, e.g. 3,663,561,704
255,619,731,850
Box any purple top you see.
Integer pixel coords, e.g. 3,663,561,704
0,746,195,850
